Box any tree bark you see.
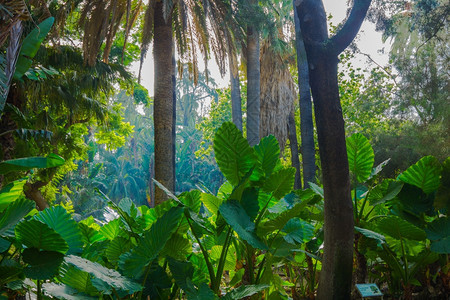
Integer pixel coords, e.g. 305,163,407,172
229,49,243,131
24,182,49,211
288,111,302,190
295,0,372,298
246,20,260,146
153,1,174,205
293,1,315,188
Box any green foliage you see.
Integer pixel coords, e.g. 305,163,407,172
34,206,83,255
399,156,442,194
219,200,267,250
346,133,375,183
214,122,257,186
15,219,68,253
13,17,55,80
119,206,184,278
0,154,65,175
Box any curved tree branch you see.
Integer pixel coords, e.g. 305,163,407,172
329,0,372,55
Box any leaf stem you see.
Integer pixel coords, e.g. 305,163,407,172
213,227,232,294
185,216,215,284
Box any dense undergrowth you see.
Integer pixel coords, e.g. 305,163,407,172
0,122,448,299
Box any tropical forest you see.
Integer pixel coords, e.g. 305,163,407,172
0,0,448,299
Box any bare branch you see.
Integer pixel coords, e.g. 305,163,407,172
329,0,373,55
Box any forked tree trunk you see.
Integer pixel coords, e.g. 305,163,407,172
295,0,372,298
246,20,260,146
293,1,315,188
153,1,174,205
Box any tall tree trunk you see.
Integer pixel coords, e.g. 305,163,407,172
172,41,176,193
153,2,174,205
288,111,302,190
293,1,315,188
295,0,372,298
229,49,242,131
246,19,260,146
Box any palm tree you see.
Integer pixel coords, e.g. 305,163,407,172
245,0,261,146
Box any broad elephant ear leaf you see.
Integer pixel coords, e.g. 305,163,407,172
254,135,279,177
399,156,442,194
43,282,97,300
219,200,267,250
346,133,374,183
119,206,184,278
0,197,34,235
15,219,68,253
34,206,83,255
22,248,64,280
425,217,450,254
214,122,256,186
222,284,269,300
262,167,296,200
65,255,142,295
0,179,28,211
377,216,426,241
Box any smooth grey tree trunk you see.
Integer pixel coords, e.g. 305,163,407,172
229,50,243,131
293,1,315,188
154,2,175,205
295,0,372,298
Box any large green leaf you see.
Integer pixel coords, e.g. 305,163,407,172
105,236,132,265
160,233,192,260
260,196,314,235
0,154,64,175
399,156,442,194
222,284,270,300
346,133,375,183
241,187,260,221
59,264,99,296
426,217,450,254
35,206,83,255
262,168,296,199
14,17,55,80
99,218,122,240
22,248,64,280
65,255,141,294
219,200,267,250
377,216,426,241
180,190,202,213
0,197,34,235
254,135,280,177
210,245,236,271
355,226,386,246
119,206,184,278
42,283,96,300
0,179,27,211
201,193,222,215
0,237,10,252
282,218,314,245
368,179,404,206
168,258,194,291
435,157,450,210
213,122,257,186
15,219,68,253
